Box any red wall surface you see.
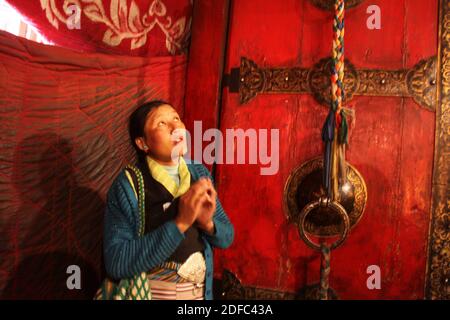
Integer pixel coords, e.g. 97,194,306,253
186,0,438,299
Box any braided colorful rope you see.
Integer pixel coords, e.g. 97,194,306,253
332,0,347,140
319,244,331,300
322,0,348,197
317,0,350,300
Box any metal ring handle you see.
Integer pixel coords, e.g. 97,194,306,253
297,197,350,251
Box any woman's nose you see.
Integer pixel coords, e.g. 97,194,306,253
171,121,185,131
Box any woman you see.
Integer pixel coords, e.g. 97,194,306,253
103,100,234,300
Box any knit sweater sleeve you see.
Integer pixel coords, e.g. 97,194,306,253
103,171,185,280
195,164,235,249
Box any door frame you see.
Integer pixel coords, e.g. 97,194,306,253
426,0,450,300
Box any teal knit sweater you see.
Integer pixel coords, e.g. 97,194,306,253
103,161,234,300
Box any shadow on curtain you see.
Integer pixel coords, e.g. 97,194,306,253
0,30,187,299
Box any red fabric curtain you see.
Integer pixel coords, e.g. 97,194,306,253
0,30,187,299
5,0,192,56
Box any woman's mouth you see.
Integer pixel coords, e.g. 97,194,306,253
170,129,188,158
173,135,184,145
171,129,186,145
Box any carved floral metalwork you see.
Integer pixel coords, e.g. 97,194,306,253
238,56,437,111
309,0,365,11
221,269,339,300
283,157,367,237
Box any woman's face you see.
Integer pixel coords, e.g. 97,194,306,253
137,104,187,165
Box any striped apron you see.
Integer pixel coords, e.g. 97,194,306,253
147,264,205,300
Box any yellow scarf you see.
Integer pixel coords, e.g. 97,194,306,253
146,156,191,198
125,156,191,199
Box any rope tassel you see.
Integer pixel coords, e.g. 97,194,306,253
315,0,350,301
322,111,335,197
339,111,348,144
323,0,348,200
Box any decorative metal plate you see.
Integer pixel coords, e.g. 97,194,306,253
284,157,367,237
221,269,339,300
309,0,365,11
308,57,359,107
221,269,297,300
297,283,339,300
236,56,437,111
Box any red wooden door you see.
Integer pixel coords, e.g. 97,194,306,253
212,0,438,299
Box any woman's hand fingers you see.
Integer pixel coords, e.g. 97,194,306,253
177,178,212,228
209,185,217,200
190,178,211,195
180,177,216,227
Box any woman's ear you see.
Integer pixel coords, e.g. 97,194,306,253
135,137,149,152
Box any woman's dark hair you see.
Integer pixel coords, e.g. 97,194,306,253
128,100,170,162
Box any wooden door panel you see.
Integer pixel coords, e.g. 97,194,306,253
213,0,437,299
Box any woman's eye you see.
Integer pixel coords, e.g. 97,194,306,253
158,121,166,126
173,117,180,121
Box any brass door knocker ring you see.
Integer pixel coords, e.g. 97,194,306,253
297,197,350,251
